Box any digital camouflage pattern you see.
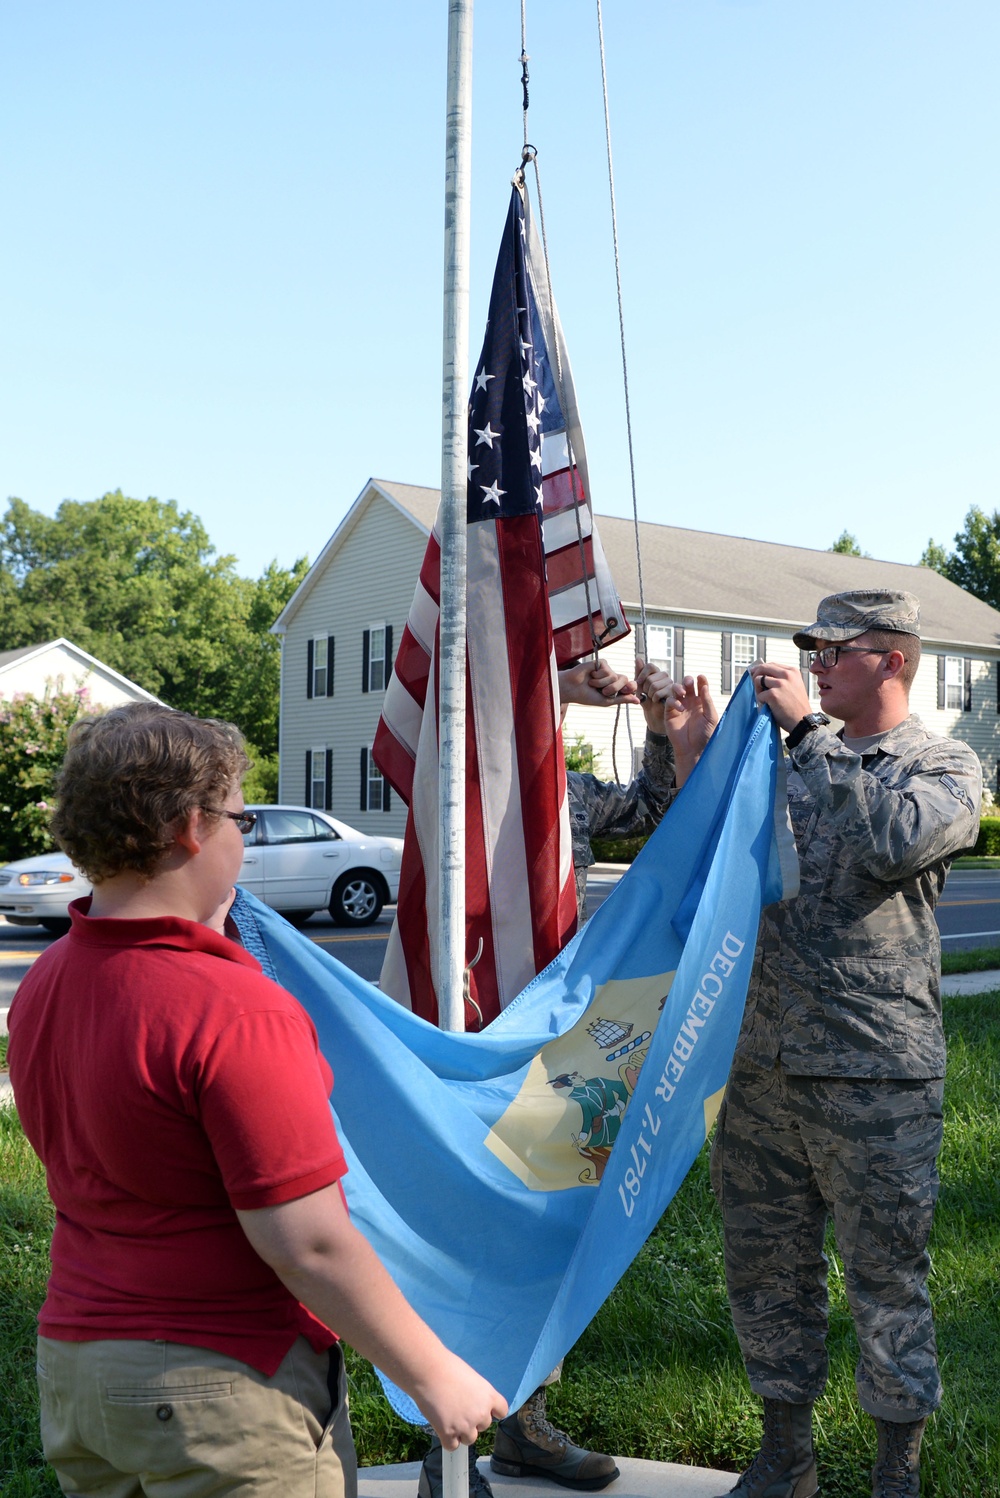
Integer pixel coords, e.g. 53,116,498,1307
736,715,982,1079
712,1063,944,1417
792,588,922,647
715,712,981,1418
568,731,676,920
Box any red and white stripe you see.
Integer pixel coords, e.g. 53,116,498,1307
376,514,577,1028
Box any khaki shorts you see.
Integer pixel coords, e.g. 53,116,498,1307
37,1334,356,1498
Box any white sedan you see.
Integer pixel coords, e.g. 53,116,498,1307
0,806,403,935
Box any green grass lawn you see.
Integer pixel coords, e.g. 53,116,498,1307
3,992,999,1497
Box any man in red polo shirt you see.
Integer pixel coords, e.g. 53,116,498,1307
8,702,504,1498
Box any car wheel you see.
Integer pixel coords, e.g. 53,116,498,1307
329,872,385,927
40,918,72,937
282,910,316,929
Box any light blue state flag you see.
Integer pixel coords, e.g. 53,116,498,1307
231,674,798,1418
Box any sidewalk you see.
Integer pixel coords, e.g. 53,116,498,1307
360,1455,735,1498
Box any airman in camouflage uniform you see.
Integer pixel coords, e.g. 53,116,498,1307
708,591,982,1498
567,728,676,918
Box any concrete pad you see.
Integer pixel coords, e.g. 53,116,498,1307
359,1457,736,1498
940,969,1000,995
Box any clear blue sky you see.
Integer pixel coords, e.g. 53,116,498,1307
3,1,998,582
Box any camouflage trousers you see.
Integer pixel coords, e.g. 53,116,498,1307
710,1059,943,1420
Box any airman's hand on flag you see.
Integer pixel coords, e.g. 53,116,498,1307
749,661,812,732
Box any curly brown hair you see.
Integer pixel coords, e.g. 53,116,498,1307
51,703,250,883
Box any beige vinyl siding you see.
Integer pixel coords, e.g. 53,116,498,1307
278,493,424,835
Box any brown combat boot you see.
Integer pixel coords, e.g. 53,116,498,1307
718,1399,818,1498
490,1386,619,1490
870,1417,927,1498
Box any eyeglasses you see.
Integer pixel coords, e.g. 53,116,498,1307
202,808,258,834
808,646,888,669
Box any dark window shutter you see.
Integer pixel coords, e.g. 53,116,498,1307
325,749,333,811
362,630,370,692
383,777,391,813
800,648,811,691
360,748,368,810
326,636,335,698
304,749,312,807
672,627,685,683
937,655,946,711
722,632,733,694
964,658,973,712
384,624,394,684
996,661,1000,714
306,639,314,700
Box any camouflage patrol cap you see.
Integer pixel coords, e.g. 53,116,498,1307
792,589,921,648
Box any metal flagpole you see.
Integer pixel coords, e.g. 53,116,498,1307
439,2,473,1497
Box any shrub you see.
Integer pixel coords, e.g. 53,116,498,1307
0,690,86,861
973,817,1000,857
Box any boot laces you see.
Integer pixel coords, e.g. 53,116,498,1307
873,1423,918,1498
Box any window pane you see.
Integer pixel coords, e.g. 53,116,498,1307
313,637,327,697
945,656,963,711
368,753,384,812
646,624,673,667
369,627,385,692
732,633,758,681
265,810,318,843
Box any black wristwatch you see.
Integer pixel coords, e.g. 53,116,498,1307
785,712,831,750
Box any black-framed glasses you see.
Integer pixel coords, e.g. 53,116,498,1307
808,646,888,669
202,808,258,835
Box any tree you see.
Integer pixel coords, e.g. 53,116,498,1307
0,688,85,860
928,506,1000,611
0,492,307,758
829,530,866,556
919,538,950,575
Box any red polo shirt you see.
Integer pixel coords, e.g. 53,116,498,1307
8,900,346,1375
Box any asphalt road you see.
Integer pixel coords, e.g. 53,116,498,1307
2,866,998,1028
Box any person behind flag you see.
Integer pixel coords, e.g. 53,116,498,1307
7,702,505,1498
415,658,720,1498
709,591,981,1498
559,656,717,919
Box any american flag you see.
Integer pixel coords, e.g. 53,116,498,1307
374,181,628,1028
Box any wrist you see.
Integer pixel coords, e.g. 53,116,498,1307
785,712,831,750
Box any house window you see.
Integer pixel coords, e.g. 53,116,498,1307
722,631,762,694
310,745,327,809
360,747,392,813
646,624,673,668
732,633,758,682
313,637,328,697
362,623,393,694
307,634,335,699
944,656,964,710
367,752,385,811
370,627,386,692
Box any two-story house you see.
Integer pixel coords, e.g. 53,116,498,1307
272,478,1000,834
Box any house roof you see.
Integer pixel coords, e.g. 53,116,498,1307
0,638,163,702
275,478,1000,652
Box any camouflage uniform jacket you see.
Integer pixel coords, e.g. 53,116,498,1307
736,715,981,1080
567,731,676,871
